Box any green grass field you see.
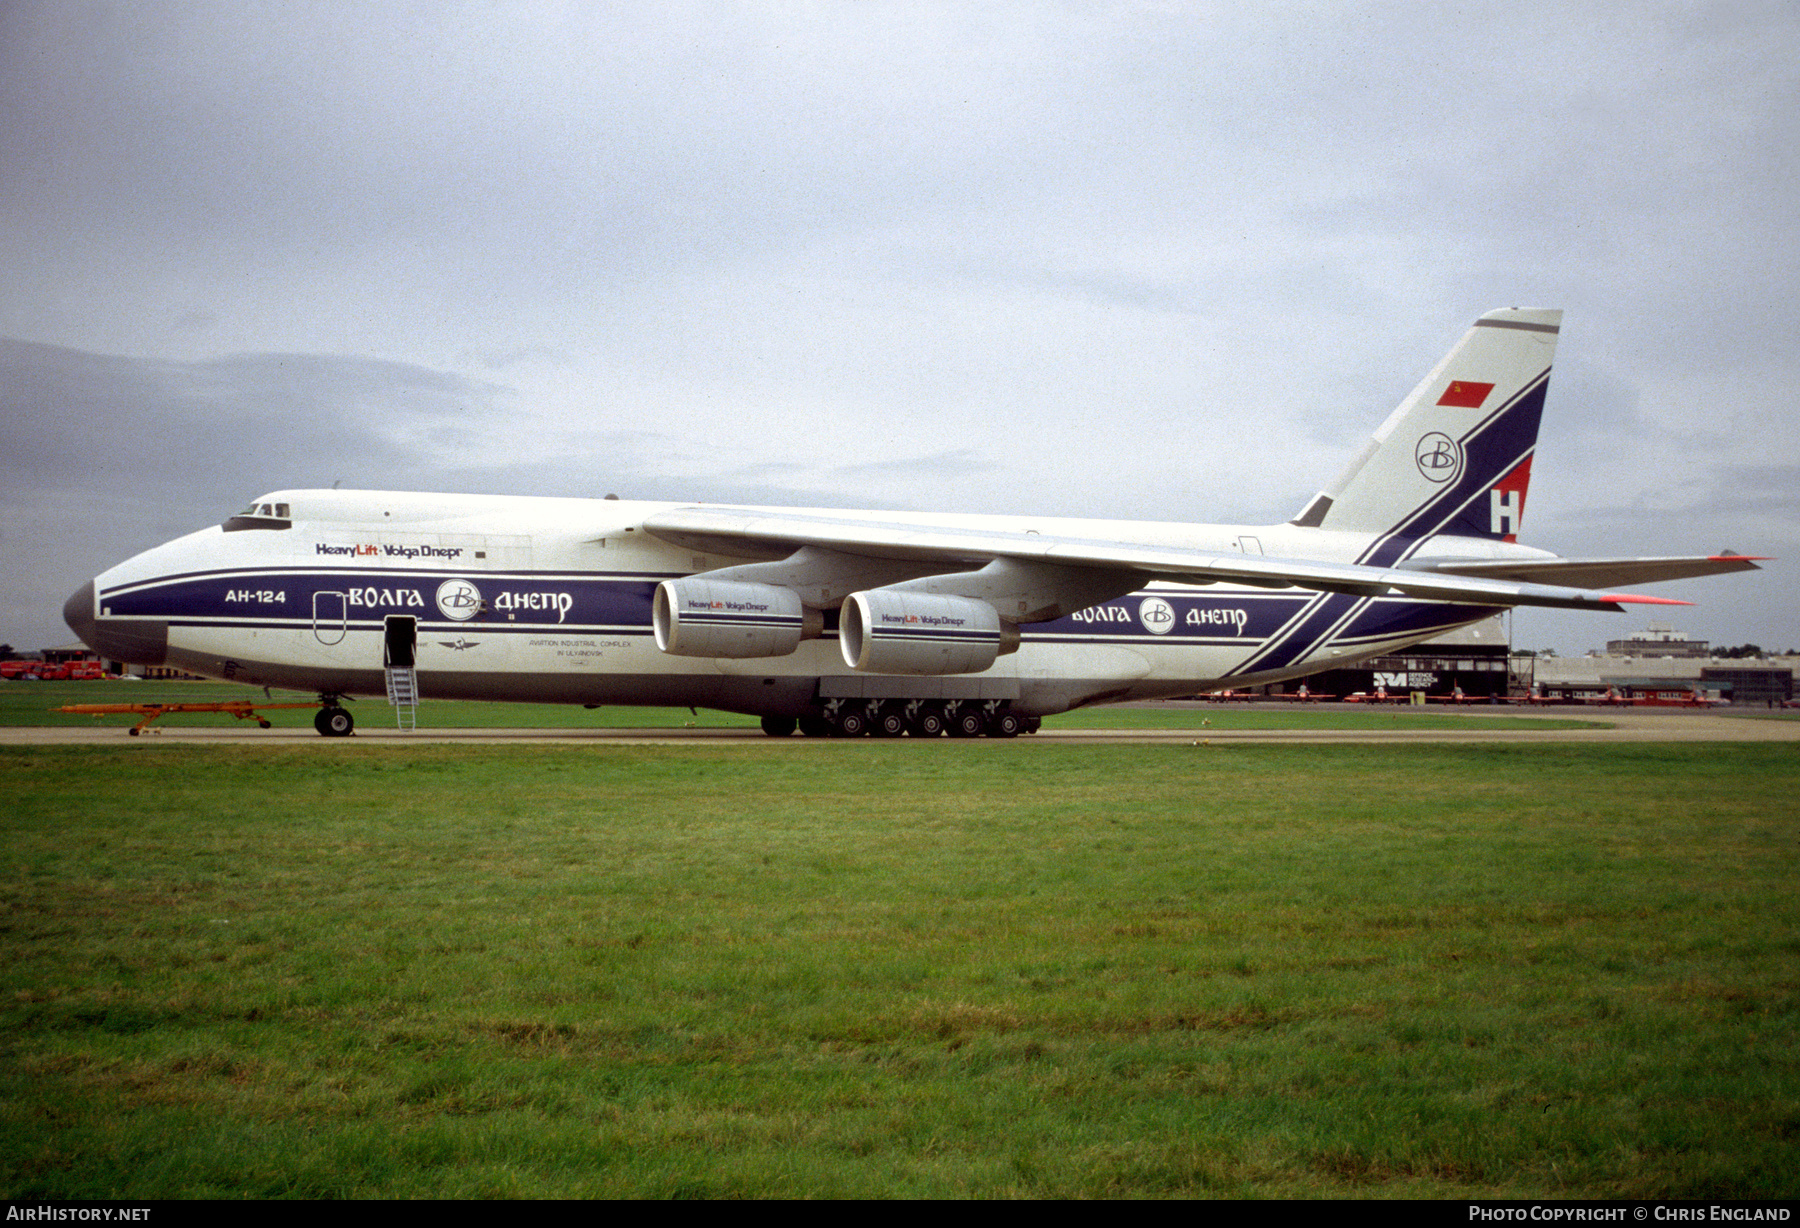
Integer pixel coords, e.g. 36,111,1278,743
2,740,1794,1198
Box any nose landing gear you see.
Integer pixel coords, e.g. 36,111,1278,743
313,698,355,737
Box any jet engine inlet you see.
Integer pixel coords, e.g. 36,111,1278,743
653,578,818,658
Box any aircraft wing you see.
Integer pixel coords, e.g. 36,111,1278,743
641,507,1691,614
1399,554,1765,588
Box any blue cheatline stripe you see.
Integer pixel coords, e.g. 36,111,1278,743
100,569,662,629
1183,588,1331,676
1235,592,1370,674
1233,595,1510,678
100,564,686,597
165,618,656,636
1024,635,1255,647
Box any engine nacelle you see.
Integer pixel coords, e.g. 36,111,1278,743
654,578,818,658
840,590,1009,675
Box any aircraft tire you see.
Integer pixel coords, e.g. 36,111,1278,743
835,710,869,737
798,716,834,738
948,709,985,738
760,715,798,737
987,711,1023,738
910,708,946,738
1023,716,1042,734
315,706,355,738
873,709,906,737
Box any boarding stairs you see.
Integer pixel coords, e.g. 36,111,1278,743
385,666,419,732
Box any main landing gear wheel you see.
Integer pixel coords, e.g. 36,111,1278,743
987,711,1024,738
909,707,946,738
834,709,869,738
314,706,354,737
799,716,834,738
948,708,987,738
873,708,907,737
760,715,797,737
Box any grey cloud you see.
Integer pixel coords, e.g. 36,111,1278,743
0,338,510,643
0,339,503,502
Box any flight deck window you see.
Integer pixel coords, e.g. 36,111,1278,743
222,499,294,533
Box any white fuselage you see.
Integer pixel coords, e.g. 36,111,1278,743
79,489,1537,717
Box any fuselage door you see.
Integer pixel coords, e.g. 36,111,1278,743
312,590,347,645
384,616,417,669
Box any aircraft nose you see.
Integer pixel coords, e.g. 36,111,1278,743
62,581,96,647
63,580,169,666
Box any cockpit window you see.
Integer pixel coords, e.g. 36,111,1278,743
222,499,293,532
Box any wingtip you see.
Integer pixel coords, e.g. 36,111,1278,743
1601,594,1695,607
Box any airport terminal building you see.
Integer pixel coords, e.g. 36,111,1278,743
1526,655,1794,705
1286,619,1794,705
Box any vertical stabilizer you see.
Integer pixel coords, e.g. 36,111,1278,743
1291,308,1560,544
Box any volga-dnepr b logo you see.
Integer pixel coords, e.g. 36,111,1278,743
436,579,482,622
1138,597,1176,635
1414,432,1462,484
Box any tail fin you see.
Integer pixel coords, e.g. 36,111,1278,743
1291,308,1561,545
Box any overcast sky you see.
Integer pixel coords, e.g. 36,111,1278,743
3,1,1794,655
